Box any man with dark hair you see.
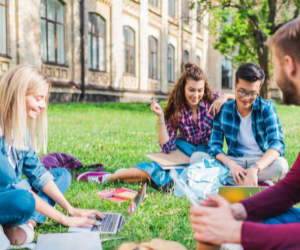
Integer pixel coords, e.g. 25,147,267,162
190,17,300,249
204,62,288,186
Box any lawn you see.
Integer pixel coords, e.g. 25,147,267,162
35,102,300,250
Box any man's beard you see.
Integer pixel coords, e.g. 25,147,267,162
279,74,300,105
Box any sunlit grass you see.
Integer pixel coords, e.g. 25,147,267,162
34,102,300,250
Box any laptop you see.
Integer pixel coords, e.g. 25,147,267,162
36,232,102,250
218,186,268,204
69,183,147,234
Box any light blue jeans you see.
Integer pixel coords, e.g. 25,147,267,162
135,139,209,186
0,189,35,227
0,168,71,227
30,168,72,223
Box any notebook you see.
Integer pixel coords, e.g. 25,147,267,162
145,150,190,170
36,232,102,250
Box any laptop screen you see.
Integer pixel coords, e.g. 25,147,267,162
127,182,147,215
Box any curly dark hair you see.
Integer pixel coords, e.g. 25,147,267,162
164,62,214,130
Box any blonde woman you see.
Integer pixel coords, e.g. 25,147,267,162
0,65,103,246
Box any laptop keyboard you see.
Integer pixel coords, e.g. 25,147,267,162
91,213,119,233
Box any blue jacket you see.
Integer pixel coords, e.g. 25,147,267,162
0,136,53,192
208,97,285,158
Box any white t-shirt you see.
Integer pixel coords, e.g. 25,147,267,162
7,145,17,169
236,111,264,156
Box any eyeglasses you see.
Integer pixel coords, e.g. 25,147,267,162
237,90,259,99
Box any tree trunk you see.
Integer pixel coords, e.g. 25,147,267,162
257,45,270,99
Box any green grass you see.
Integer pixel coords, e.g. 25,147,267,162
34,102,300,249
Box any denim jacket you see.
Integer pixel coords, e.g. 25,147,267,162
0,136,54,193
208,97,285,158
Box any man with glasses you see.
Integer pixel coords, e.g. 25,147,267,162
207,63,288,186
190,18,300,249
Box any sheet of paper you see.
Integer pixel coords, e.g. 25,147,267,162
36,232,102,250
156,162,189,170
146,150,190,166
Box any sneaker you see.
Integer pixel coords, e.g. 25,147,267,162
76,172,111,183
0,225,10,250
3,222,34,246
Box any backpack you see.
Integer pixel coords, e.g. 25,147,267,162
174,158,230,199
40,152,104,172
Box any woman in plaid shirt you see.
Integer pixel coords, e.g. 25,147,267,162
105,62,234,187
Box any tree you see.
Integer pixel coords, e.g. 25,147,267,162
192,0,300,98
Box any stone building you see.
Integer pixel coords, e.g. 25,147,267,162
0,0,236,103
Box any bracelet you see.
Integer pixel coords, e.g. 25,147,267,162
159,121,165,125
225,159,232,167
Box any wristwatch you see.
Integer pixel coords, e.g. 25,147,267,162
252,163,261,173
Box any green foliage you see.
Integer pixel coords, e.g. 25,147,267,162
33,102,300,249
209,7,257,66
193,0,300,67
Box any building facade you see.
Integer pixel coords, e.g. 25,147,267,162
0,0,236,103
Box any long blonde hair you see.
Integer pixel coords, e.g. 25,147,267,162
0,64,51,153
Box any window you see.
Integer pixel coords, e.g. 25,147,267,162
149,0,158,7
168,44,175,83
40,0,65,64
221,13,232,30
183,0,189,25
88,13,106,71
226,14,232,24
197,2,201,32
149,36,157,79
197,55,201,67
124,26,135,75
0,0,7,55
222,59,232,89
183,50,189,64
169,0,175,17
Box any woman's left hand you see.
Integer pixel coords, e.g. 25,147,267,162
68,207,105,219
208,94,228,116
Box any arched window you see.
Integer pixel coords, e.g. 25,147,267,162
40,0,65,64
197,55,201,67
149,36,157,79
124,26,135,75
168,44,175,83
0,0,7,55
88,13,106,71
222,59,232,89
183,50,189,64
168,0,175,17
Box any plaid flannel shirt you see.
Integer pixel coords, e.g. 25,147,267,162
159,92,221,153
208,97,285,158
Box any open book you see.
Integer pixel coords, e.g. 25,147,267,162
145,150,190,170
98,187,137,203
